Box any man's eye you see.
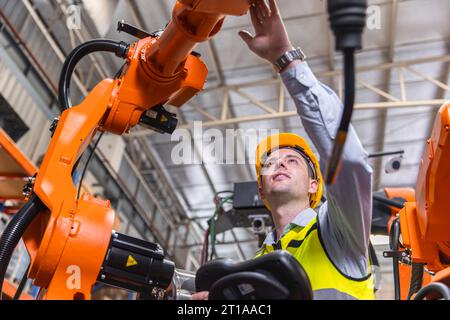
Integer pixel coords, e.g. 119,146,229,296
288,158,299,164
264,161,273,168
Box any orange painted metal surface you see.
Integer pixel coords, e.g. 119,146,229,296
384,187,415,236
415,102,450,241
432,268,450,287
179,0,250,15
24,79,114,294
2,279,33,300
384,187,415,215
43,193,114,300
392,102,450,299
7,0,449,300
410,102,450,272
102,0,250,135
396,262,432,300
19,0,250,300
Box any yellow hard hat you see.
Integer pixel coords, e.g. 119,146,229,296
255,133,323,209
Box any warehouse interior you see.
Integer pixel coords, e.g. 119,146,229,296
0,0,449,300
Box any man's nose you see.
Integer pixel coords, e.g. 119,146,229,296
275,158,287,169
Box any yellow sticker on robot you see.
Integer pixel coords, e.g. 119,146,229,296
126,255,138,267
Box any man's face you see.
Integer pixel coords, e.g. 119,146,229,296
260,148,318,205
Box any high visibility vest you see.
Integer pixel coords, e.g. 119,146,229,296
254,217,375,300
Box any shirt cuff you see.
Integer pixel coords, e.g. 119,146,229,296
280,61,318,90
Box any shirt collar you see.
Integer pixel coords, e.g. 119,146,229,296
262,208,317,245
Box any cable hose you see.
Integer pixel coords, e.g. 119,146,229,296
58,39,129,111
413,282,450,300
1,40,128,300
13,262,30,300
325,49,355,185
58,40,128,175
373,194,405,209
389,217,401,300
76,131,104,200
368,240,380,292
407,262,424,300
0,195,44,300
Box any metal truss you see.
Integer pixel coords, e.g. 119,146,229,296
132,54,450,135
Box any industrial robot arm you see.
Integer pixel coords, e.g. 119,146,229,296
8,0,444,302
0,0,376,301
0,0,251,300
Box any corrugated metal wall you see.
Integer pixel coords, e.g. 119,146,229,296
0,59,50,163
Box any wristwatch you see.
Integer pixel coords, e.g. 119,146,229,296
274,47,306,72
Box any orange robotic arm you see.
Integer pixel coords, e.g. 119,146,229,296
382,103,450,300
0,0,251,300
398,103,450,297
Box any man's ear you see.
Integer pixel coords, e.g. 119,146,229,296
308,179,318,194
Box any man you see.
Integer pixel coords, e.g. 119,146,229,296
193,0,374,300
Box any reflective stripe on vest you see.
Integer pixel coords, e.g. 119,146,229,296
254,217,375,300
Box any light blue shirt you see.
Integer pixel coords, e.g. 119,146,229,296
262,62,373,279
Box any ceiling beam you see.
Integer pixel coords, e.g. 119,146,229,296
176,111,248,262
374,0,400,190
131,99,446,135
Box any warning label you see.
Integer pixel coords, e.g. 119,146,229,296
126,255,138,267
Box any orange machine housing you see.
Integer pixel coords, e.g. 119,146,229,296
20,0,250,299
408,102,450,271
391,103,450,299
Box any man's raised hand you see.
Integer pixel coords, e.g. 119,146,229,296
239,0,294,66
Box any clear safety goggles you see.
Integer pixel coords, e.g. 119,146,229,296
260,146,317,179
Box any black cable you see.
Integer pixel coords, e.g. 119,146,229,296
0,195,44,300
325,49,355,185
13,262,30,300
368,150,405,158
0,40,126,301
59,39,129,111
326,0,367,184
413,282,450,300
201,228,209,265
204,228,210,264
208,218,216,261
77,131,105,200
208,195,234,261
69,63,125,179
113,63,127,79
368,240,379,268
1,132,104,301
407,263,424,300
58,41,127,178
368,240,380,292
389,217,401,300
373,194,405,209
